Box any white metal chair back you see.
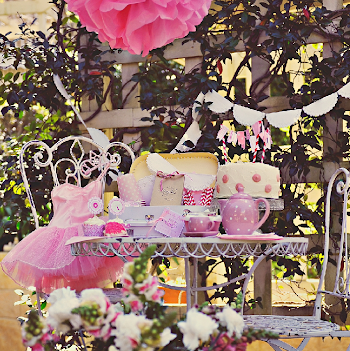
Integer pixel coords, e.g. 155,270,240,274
19,135,135,229
239,167,350,351
313,167,350,318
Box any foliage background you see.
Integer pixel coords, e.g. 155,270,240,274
1,0,350,315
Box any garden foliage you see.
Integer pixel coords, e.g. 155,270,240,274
1,0,350,314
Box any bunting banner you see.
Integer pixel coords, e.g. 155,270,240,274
202,81,350,128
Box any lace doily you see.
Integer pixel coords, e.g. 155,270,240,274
204,90,233,113
303,92,338,117
266,109,302,128
171,121,202,153
192,92,205,122
233,104,265,126
338,82,350,99
184,173,216,191
146,153,178,174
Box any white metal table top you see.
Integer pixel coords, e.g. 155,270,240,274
68,235,308,259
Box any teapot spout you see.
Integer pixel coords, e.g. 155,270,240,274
217,199,227,213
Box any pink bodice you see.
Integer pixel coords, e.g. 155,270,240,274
49,180,102,228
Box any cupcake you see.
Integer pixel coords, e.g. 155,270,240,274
104,218,128,237
83,216,106,237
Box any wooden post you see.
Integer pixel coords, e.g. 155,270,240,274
251,0,273,315
121,63,142,153
322,0,343,314
185,56,207,307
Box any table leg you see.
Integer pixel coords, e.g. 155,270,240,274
184,257,192,311
193,258,198,306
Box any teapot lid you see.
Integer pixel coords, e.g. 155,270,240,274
230,184,252,200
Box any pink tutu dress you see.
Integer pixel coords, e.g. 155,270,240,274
1,170,125,294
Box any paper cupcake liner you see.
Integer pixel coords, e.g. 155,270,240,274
83,224,105,237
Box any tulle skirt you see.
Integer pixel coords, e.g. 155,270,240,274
1,225,125,294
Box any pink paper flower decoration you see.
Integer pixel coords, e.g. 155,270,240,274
65,0,212,56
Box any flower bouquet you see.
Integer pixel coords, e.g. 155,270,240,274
21,245,278,351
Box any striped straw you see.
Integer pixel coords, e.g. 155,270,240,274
222,138,229,163
252,121,261,163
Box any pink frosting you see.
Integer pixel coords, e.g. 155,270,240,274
252,174,261,182
265,184,272,193
105,222,127,236
277,174,281,182
65,0,212,56
222,174,229,183
216,184,221,193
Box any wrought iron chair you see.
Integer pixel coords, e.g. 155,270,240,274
239,167,350,351
19,135,135,306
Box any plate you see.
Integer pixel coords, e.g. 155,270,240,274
218,233,283,241
183,231,219,237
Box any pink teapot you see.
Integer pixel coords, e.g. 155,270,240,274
217,184,270,235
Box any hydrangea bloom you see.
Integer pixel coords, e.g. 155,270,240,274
111,313,150,351
46,288,81,333
178,308,218,350
216,306,245,338
79,288,119,340
64,0,212,56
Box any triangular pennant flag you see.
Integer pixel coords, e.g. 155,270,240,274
217,124,229,141
252,121,262,136
249,135,259,151
237,131,246,149
232,131,237,146
227,130,234,143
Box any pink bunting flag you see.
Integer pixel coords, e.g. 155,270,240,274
227,130,235,144
245,129,251,140
237,131,246,149
252,121,262,136
217,124,229,141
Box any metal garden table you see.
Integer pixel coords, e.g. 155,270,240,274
69,235,308,310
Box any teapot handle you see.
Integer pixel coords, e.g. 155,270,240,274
252,198,270,232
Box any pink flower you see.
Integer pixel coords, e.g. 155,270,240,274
214,333,237,351
129,298,144,312
151,289,164,302
64,0,212,56
30,343,44,351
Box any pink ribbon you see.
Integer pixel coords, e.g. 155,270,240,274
156,171,184,191
146,209,169,238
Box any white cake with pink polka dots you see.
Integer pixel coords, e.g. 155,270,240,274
215,162,281,199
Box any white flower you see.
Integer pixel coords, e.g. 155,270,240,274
111,313,151,351
178,308,218,350
79,288,118,339
216,306,245,338
80,288,108,313
160,327,176,346
46,292,81,333
47,287,77,305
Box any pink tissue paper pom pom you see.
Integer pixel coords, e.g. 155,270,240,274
65,0,212,56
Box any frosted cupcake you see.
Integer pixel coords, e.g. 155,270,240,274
104,218,128,237
83,216,106,237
